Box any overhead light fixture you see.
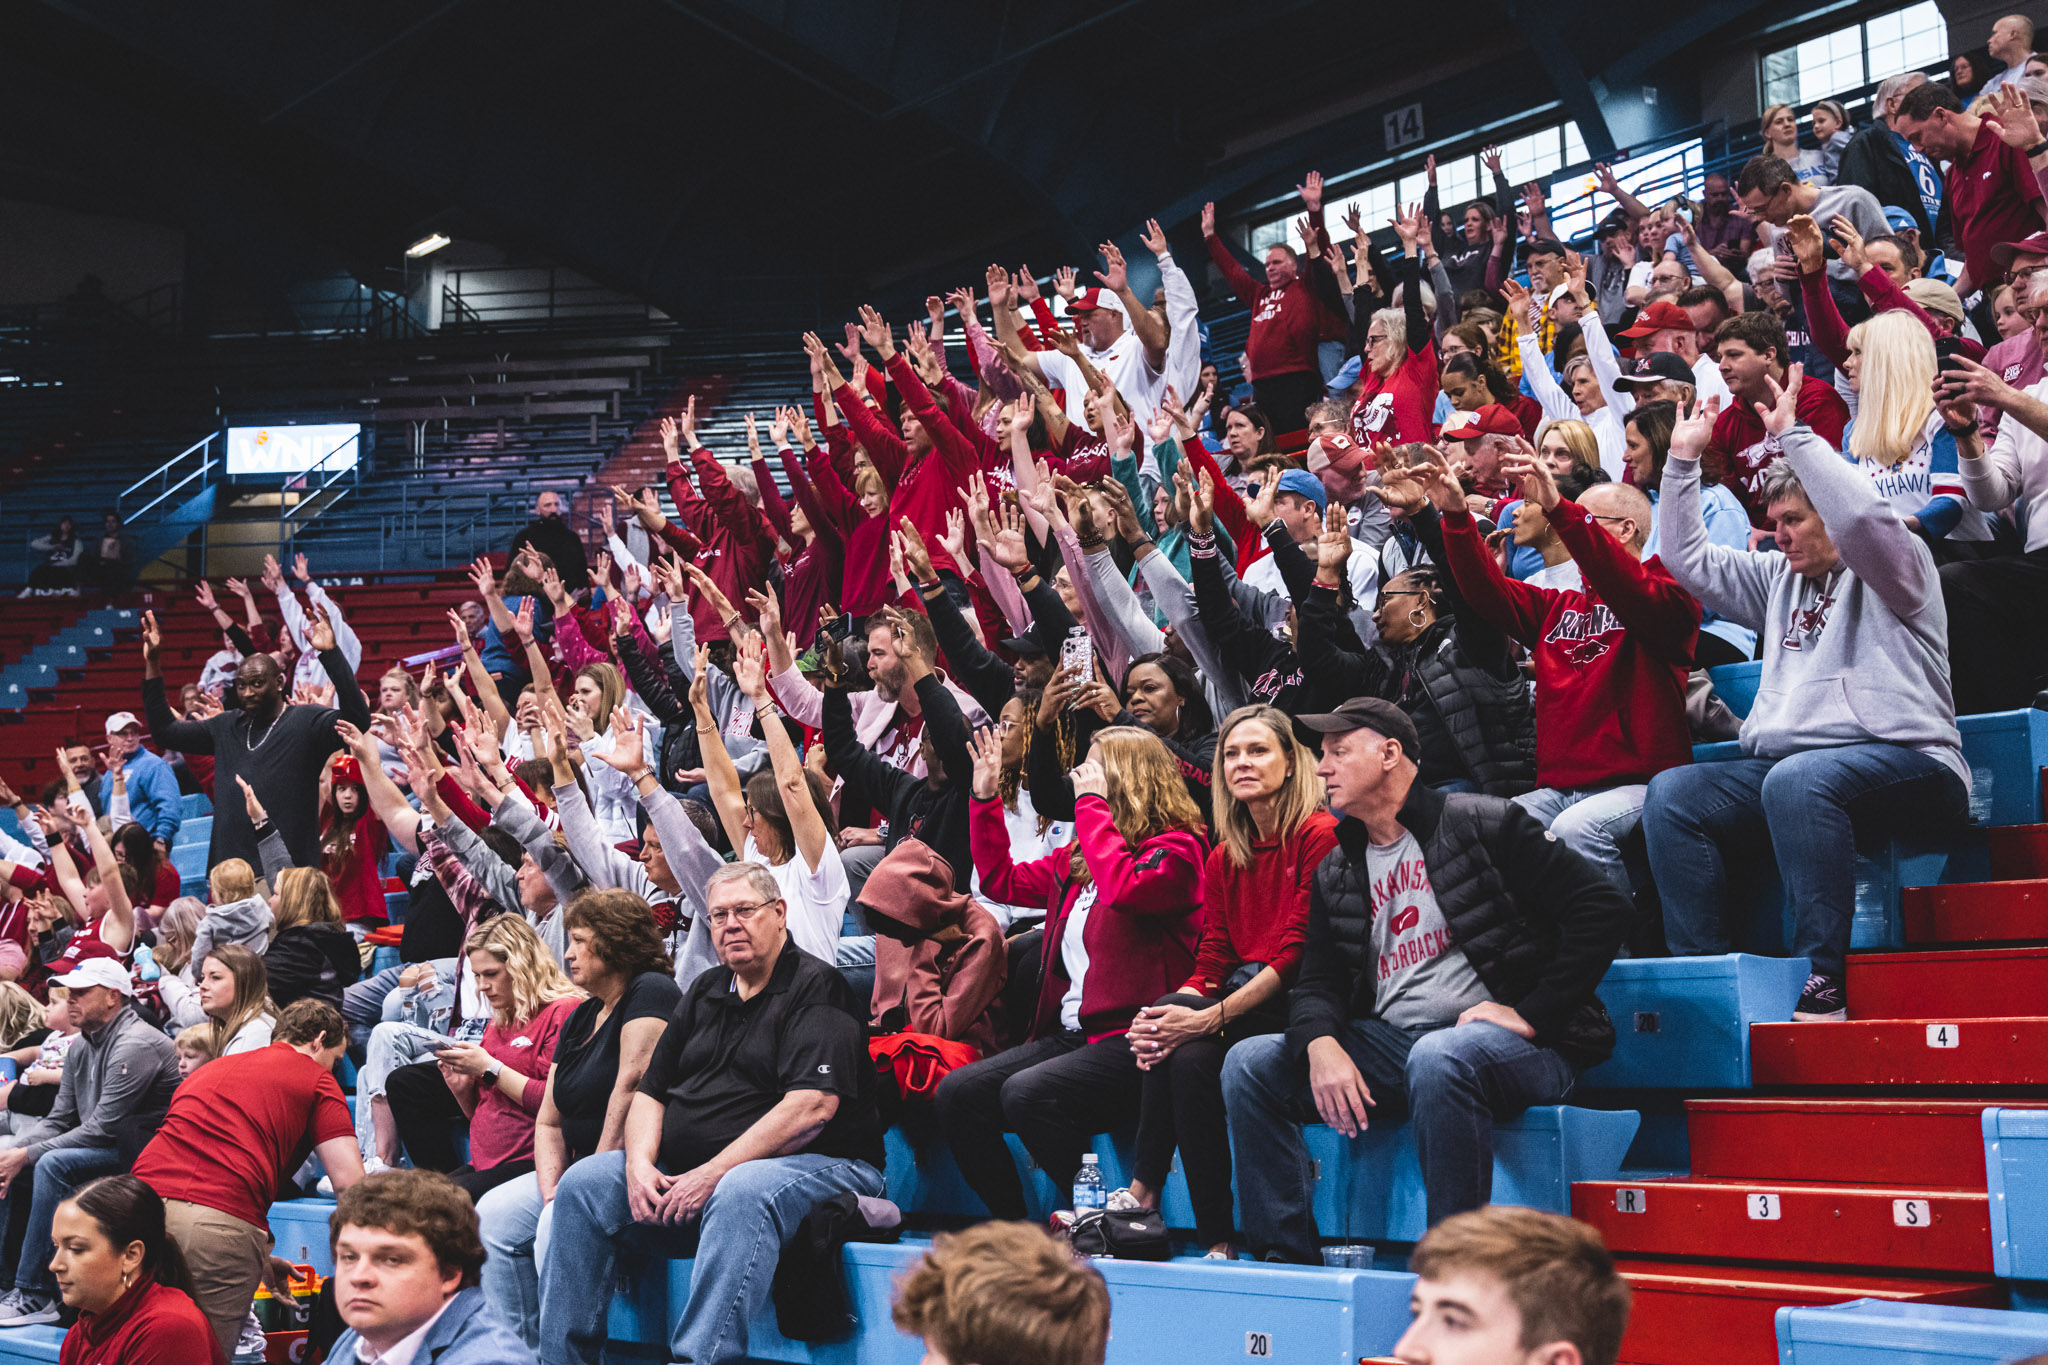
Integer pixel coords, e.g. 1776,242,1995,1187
405,233,451,258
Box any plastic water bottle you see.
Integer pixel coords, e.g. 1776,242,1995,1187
1072,1153,1106,1212
132,944,159,983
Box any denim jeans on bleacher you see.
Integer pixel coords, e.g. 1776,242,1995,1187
537,1149,884,1365
1511,784,1647,893
475,1171,555,1351
0,1145,125,1299
1643,744,1970,979
1221,1020,1575,1261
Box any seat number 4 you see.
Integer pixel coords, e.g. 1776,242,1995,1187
1246,1332,1272,1357
1926,1025,1959,1048
1894,1199,1932,1227
1747,1193,1782,1220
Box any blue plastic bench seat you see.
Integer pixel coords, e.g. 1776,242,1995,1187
1985,1107,2048,1281
604,1239,1418,1365
1776,1299,2048,1365
169,841,209,881
270,1198,339,1275
173,814,212,852
1586,954,1809,1090
179,790,211,818
0,1325,62,1363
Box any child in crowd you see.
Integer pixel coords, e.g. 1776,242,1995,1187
0,986,77,1126
173,1024,215,1079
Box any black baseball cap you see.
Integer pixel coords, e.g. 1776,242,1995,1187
1295,697,1420,760
1000,635,1048,657
1613,352,1697,389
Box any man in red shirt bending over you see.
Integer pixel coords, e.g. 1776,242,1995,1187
1706,311,1850,527
131,998,364,1357
1203,171,1348,436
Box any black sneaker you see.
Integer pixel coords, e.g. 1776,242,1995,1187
1792,972,1846,1022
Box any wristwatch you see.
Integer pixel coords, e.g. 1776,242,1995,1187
483,1059,503,1083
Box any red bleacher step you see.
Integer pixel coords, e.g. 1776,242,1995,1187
1613,1260,2003,1365
1573,1179,1990,1274
1990,825,2048,880
1903,880,2048,944
1685,1098,2048,1188
1848,946,2048,1019
1751,1018,2048,1086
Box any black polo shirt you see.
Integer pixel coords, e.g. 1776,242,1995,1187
636,939,883,1173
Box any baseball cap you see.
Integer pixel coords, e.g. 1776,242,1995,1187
1618,300,1696,338
1440,404,1522,440
999,635,1048,657
54,956,134,998
1065,288,1127,318
1275,468,1329,511
103,712,142,735
1904,277,1966,325
331,754,364,786
1326,354,1364,394
1613,353,1698,389
1295,697,1421,759
1990,232,2048,270
1881,206,1921,233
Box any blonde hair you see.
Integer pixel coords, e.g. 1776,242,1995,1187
152,897,207,975
272,867,343,936
209,858,255,905
1534,418,1603,480
0,984,42,1050
463,915,581,1028
1761,103,1797,144
853,464,887,505
571,662,624,734
174,1024,217,1059
1848,311,1936,467
379,667,421,706
1210,707,1324,870
1065,727,1206,887
199,944,276,1059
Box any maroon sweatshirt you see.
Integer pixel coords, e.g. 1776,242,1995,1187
1206,216,1347,381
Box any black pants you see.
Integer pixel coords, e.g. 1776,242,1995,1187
1252,371,1326,437
385,1061,535,1202
1132,992,1285,1248
934,1031,1140,1218
1941,546,2048,714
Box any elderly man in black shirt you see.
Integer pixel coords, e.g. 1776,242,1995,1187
139,606,371,870
539,862,884,1365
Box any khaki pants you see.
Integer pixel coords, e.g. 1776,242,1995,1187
163,1199,270,1356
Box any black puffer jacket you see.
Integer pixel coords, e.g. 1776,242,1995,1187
1287,781,1629,1069
266,921,363,1011
1296,509,1534,797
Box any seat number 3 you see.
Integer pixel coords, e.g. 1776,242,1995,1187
1747,1193,1782,1220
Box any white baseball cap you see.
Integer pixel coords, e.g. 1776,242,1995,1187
103,712,142,735
53,958,134,998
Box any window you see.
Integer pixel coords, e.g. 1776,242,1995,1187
1246,121,1587,256
1761,2,1946,109
1547,138,1706,241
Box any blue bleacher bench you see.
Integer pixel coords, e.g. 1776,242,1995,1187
1986,1107,2048,1281
0,1325,61,1363
270,1198,338,1274
179,790,211,819
1776,1299,2048,1365
172,815,211,852
604,1239,1418,1365
1585,954,1810,1090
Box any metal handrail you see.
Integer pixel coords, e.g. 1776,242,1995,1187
118,432,219,525
279,430,363,528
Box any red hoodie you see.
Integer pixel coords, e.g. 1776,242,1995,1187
1705,374,1849,527
832,353,979,582
969,793,1205,1042
1185,811,1338,995
1206,214,1347,381
665,444,773,642
1438,500,1700,790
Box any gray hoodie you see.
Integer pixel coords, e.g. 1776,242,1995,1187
1659,424,1967,789
23,1003,180,1162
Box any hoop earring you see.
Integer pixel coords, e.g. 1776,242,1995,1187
1408,608,1427,627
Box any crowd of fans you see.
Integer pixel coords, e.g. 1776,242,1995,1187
7,20,2048,1363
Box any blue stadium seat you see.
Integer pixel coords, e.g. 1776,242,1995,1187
179,791,211,818
173,815,211,852
1775,1300,2048,1365
1985,1107,2048,1281
170,842,208,881
1706,660,1761,717
603,1239,1417,1365
370,944,401,975
1586,954,1810,1090
270,1199,339,1274
0,1325,62,1363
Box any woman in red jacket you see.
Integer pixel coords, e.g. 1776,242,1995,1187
1117,705,1338,1257
936,725,1207,1220
54,1175,223,1365
319,755,389,930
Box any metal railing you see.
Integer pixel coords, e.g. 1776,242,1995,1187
439,267,667,331
118,432,219,526
278,429,365,552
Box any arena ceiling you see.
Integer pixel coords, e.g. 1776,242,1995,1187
5,0,1778,322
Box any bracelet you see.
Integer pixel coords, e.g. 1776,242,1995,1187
1012,564,1040,582
916,579,942,595
2028,140,2048,158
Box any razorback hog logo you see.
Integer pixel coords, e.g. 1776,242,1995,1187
1542,603,1622,665
1388,904,1422,935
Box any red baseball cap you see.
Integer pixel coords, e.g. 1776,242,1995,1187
1991,232,2048,270
1065,288,1127,317
1619,300,1696,337
1440,404,1523,440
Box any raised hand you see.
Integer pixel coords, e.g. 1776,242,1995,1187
1200,201,1217,236
1190,468,1217,535
966,725,1004,800
897,516,937,583
1095,241,1128,295
226,577,254,602
1986,83,2046,150
139,610,161,665
1753,364,1806,437
261,553,284,592
985,263,1014,309
292,552,311,584
1829,216,1869,273
308,606,337,654
446,607,472,651
1138,218,1169,259
745,584,783,643
1670,395,1723,461
676,395,698,446
1480,144,1503,176
1783,215,1825,275
1297,169,1324,212
194,581,219,613
591,708,647,773
465,556,497,600
1501,441,1561,511
857,304,894,356
1053,266,1078,302
836,322,863,366
1245,467,1281,528
1315,500,1353,576
984,494,1033,573
938,507,970,569
732,632,771,701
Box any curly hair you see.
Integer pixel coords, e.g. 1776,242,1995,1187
565,888,674,980
330,1170,486,1289
463,914,581,1028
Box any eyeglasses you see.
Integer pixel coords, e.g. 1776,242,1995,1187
1589,513,1634,528
705,898,781,928
1380,588,1428,599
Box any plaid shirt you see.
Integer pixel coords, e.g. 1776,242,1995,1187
1496,302,1555,384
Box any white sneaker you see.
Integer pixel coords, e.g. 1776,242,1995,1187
318,1153,390,1196
0,1290,58,1327
1105,1188,1143,1213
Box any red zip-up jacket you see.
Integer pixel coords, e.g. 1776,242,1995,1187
970,793,1205,1041
833,353,979,581
1438,500,1700,790
665,443,772,643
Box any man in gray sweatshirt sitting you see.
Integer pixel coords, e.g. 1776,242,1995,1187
1642,369,1971,1021
0,955,181,1326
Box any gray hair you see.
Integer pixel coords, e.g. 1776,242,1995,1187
704,860,781,906
1369,307,1407,356
1759,458,1811,511
1877,69,1927,116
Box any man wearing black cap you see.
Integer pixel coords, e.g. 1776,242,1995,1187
1220,697,1631,1253
1611,352,1699,408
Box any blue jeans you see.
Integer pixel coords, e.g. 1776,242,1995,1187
1221,1021,1575,1262
1513,784,1647,893
538,1149,884,1365
1,1146,125,1295
476,1171,553,1351
1643,745,1970,978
